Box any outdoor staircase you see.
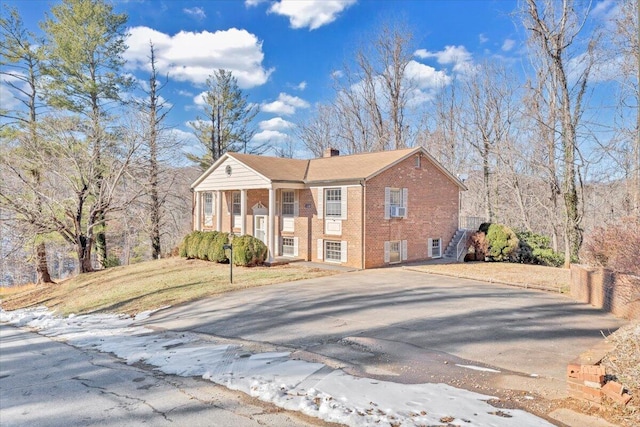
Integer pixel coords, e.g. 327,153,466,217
443,229,468,261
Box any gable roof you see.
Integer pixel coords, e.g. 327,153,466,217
304,148,417,182
192,147,467,190
229,152,308,181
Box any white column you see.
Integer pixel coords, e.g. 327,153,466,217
240,189,247,235
216,190,222,231
268,187,276,262
194,191,201,231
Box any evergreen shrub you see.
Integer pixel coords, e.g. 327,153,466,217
231,235,268,267
208,232,230,263
485,224,519,261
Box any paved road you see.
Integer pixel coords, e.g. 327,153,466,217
141,268,625,395
0,324,331,427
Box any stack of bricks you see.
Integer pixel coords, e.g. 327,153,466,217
567,363,633,405
567,363,606,403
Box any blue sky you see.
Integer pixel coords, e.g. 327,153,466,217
3,0,620,160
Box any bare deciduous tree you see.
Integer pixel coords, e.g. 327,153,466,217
524,0,597,265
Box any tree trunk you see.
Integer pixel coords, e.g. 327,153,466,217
35,242,53,284
483,140,493,222
77,235,94,273
95,215,107,267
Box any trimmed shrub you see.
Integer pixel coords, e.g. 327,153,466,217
208,232,230,263
231,235,268,267
485,224,519,261
187,231,205,259
197,232,218,260
179,233,190,258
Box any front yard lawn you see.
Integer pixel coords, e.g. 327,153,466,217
0,257,337,316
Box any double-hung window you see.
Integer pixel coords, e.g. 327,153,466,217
232,192,241,216
389,241,401,264
389,189,402,210
282,237,296,257
282,190,295,216
325,188,342,218
324,241,342,262
385,187,408,219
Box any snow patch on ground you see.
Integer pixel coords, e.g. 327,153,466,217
455,364,502,373
1,307,554,426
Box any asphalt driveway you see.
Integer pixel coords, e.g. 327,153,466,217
141,267,624,395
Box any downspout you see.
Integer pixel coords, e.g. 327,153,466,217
361,179,366,270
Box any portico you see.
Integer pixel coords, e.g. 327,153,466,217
191,152,308,261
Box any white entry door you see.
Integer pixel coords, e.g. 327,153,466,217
254,215,267,245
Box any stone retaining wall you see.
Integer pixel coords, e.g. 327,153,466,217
570,264,640,320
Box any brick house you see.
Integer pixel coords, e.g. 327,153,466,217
191,147,467,269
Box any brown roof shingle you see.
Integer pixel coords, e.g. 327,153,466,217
305,148,418,182
228,152,308,181
221,147,465,189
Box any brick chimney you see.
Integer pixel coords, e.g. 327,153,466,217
323,148,340,157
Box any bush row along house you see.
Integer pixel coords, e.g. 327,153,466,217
191,147,467,269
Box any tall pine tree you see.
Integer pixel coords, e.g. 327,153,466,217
188,69,258,170
41,0,131,270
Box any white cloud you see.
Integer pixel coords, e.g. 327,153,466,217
183,7,206,20
592,0,616,17
193,91,208,107
268,0,357,30
0,83,21,110
245,0,267,7
124,26,273,89
177,89,194,97
501,39,515,52
405,61,450,90
261,93,310,115
252,129,291,143
258,117,295,131
295,80,307,90
331,70,344,79
479,33,488,44
414,45,476,76
0,73,27,111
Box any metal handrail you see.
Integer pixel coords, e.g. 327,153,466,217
456,229,469,261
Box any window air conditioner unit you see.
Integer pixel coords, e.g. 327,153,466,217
390,206,406,217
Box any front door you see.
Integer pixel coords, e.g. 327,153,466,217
254,215,267,245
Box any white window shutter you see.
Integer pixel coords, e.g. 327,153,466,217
293,237,299,257
317,188,323,219
341,240,347,263
293,190,299,217
384,241,390,263
402,240,408,261
402,188,408,218
340,186,348,220
317,239,323,260
384,187,390,220
428,238,433,257
212,192,217,216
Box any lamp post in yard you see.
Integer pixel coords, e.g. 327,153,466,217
223,244,233,283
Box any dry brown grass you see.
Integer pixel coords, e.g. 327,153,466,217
408,261,570,292
0,257,337,316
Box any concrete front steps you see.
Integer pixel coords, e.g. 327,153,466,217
443,229,468,261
